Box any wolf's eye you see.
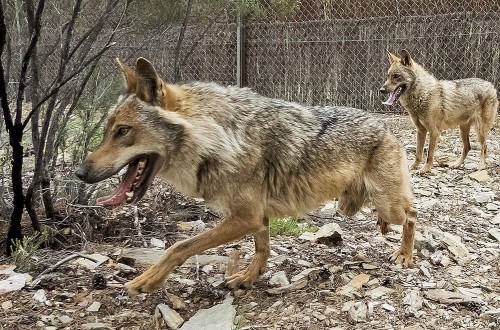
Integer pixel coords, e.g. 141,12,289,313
392,74,401,80
118,127,130,136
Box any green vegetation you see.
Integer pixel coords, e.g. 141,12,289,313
10,229,49,272
269,216,317,236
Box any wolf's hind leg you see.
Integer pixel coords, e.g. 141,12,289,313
476,95,498,169
475,122,488,170
367,136,416,266
451,123,471,168
388,208,416,266
338,179,367,217
226,219,270,289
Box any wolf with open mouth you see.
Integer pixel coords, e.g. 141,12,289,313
76,57,417,295
380,49,498,173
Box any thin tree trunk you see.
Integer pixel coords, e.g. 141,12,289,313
172,0,193,82
2,0,46,254
25,0,42,230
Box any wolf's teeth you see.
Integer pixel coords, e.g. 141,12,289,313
125,191,133,197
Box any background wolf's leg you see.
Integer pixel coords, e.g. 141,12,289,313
475,124,488,170
421,128,439,173
226,219,270,289
410,126,426,170
451,124,471,168
125,216,263,294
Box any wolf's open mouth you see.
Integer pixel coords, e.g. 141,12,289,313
96,154,158,206
382,85,405,106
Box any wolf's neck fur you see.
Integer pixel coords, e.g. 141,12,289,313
156,105,243,205
400,62,438,113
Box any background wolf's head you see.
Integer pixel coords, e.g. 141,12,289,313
379,50,418,106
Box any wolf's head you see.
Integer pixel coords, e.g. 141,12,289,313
379,50,417,106
75,58,185,206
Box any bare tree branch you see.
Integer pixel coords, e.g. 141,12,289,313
180,9,225,69
173,0,194,82
21,42,115,129
0,0,13,132
14,0,45,125
22,0,130,130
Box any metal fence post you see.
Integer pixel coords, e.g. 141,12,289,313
236,12,247,87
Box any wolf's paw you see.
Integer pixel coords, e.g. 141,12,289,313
449,159,464,169
377,219,391,235
377,219,392,235
125,268,165,295
409,162,420,171
225,266,261,290
389,249,413,267
418,165,432,174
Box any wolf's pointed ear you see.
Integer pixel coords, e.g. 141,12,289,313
387,51,399,64
135,57,164,105
116,58,137,93
400,49,413,66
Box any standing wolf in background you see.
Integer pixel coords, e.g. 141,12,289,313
76,57,417,294
380,50,498,173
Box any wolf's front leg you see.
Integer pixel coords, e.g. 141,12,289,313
125,217,260,294
420,129,440,173
410,127,427,171
226,221,270,289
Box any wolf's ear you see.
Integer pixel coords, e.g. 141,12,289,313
399,49,412,66
135,57,164,105
116,58,137,93
387,51,399,64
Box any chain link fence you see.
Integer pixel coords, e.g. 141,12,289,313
7,1,499,113
121,0,499,113
243,0,500,112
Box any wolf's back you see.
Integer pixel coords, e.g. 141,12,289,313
176,82,396,215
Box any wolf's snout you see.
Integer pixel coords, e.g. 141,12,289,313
379,86,387,94
75,163,90,181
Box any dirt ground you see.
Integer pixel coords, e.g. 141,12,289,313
1,114,499,330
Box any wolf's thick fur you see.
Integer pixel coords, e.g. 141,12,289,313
381,50,498,173
76,58,416,294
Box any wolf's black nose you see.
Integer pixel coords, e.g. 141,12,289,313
379,86,387,94
75,165,88,180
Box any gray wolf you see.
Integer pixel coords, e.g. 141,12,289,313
380,49,498,173
75,57,417,294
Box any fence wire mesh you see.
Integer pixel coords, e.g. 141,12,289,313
242,0,500,112
117,0,500,113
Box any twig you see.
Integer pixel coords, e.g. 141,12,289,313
69,203,104,209
205,209,222,219
307,213,339,221
195,255,200,281
31,253,99,287
133,205,147,247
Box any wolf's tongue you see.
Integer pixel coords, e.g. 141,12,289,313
382,90,397,106
96,163,139,206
